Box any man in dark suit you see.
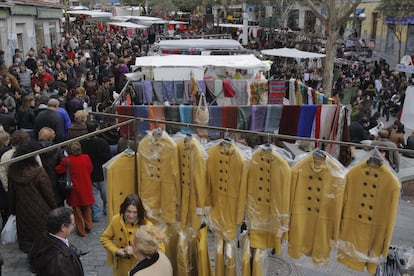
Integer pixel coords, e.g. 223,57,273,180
29,207,84,276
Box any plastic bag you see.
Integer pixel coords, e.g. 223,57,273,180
1,215,17,244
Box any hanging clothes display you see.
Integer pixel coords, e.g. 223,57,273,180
176,134,208,229
288,150,346,264
176,227,198,276
179,105,194,134
264,105,283,133
164,105,181,134
337,154,401,275
268,80,286,104
116,105,135,139
215,238,237,276
134,105,150,134
231,80,249,106
206,139,248,241
194,225,214,276
278,105,301,143
208,106,223,139
296,105,317,138
149,105,166,130
237,106,252,130
240,230,251,276
249,105,267,132
137,129,180,222
104,151,137,220
246,144,291,254
249,81,268,105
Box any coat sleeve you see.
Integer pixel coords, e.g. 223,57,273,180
55,157,67,174
100,218,119,255
37,168,57,209
44,253,79,276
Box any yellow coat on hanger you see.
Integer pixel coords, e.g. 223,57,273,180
177,138,208,229
206,142,248,241
106,153,137,220
337,160,400,275
195,226,213,276
240,231,251,276
288,153,346,264
246,147,291,253
137,130,180,222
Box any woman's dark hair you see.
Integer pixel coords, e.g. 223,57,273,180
10,130,30,147
19,95,35,112
119,194,147,225
47,207,73,234
9,141,41,172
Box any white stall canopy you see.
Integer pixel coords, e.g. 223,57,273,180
67,10,113,19
156,39,243,50
107,21,149,29
261,48,326,59
133,54,270,80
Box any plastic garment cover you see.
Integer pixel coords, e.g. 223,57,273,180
288,149,346,264
104,152,137,220
176,227,198,276
240,230,251,276
157,221,179,276
215,237,237,276
206,139,249,241
195,225,214,276
246,144,291,253
137,129,180,222
174,134,208,229
252,249,265,276
337,151,401,275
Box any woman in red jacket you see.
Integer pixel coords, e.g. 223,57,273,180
55,141,94,237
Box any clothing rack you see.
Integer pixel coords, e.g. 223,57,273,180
4,111,414,167
91,111,414,155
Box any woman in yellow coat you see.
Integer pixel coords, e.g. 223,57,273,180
101,194,153,276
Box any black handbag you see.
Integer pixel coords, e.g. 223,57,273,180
57,158,73,192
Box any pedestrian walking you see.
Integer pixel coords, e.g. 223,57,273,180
80,120,111,222
55,141,94,237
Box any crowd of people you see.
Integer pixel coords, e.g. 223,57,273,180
0,22,413,274
339,57,414,172
0,28,177,275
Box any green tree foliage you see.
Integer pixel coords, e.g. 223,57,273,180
376,0,414,62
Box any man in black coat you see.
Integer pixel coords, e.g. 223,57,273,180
34,98,64,143
29,207,84,276
80,121,111,222
349,116,375,144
